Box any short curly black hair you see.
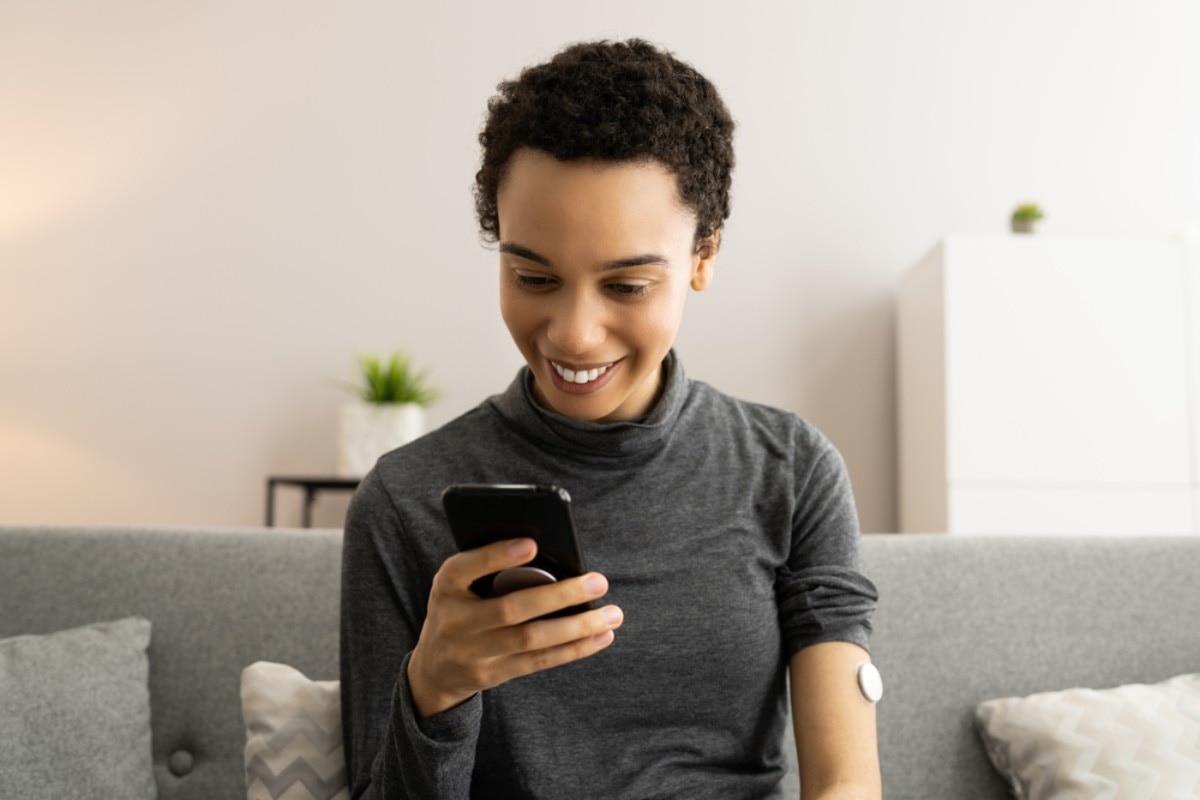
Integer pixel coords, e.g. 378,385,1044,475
474,38,735,246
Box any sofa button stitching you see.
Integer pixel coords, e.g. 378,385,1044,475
168,750,195,777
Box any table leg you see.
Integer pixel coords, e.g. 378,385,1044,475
303,487,316,528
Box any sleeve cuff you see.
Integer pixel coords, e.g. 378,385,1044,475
395,651,483,747
776,565,878,656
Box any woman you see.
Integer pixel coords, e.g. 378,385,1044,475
340,38,880,800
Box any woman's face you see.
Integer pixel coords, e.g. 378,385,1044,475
496,148,715,423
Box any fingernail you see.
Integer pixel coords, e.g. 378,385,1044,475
509,539,534,558
583,573,607,596
601,606,623,626
592,630,614,646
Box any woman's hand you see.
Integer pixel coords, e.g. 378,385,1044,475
407,538,623,718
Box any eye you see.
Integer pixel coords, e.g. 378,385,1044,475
513,273,557,290
608,283,650,297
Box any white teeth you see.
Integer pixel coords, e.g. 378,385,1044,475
552,361,610,384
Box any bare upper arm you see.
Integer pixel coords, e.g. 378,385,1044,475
788,641,882,800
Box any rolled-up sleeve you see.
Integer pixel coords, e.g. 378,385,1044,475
776,565,878,654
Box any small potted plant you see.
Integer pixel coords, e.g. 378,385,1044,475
1011,203,1045,234
337,350,440,477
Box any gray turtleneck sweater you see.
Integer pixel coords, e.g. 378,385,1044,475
340,353,878,799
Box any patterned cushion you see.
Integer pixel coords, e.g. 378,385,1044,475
241,661,349,800
976,673,1200,799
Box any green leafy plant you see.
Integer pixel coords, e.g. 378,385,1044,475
1011,203,1045,223
349,350,440,405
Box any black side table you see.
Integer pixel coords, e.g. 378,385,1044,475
266,476,361,528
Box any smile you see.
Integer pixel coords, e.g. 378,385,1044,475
545,358,622,394
551,360,613,384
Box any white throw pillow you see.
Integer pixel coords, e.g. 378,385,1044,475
976,672,1200,800
241,661,349,800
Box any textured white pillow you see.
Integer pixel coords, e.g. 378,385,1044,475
241,661,349,800
976,672,1200,800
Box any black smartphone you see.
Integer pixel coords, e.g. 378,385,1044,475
441,483,594,617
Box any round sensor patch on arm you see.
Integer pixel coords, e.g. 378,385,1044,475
856,662,883,704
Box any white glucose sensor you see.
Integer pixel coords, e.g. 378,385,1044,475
856,662,883,704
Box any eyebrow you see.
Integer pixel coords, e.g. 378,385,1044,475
499,242,669,271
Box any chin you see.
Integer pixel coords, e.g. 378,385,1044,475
546,393,615,422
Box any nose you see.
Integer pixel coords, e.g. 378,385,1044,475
545,288,606,355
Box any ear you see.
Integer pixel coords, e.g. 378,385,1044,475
691,229,719,291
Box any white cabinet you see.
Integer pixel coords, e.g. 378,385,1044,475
896,235,1198,535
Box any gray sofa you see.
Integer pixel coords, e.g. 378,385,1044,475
2,526,1198,799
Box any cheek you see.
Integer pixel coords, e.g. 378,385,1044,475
498,287,529,335
629,287,690,347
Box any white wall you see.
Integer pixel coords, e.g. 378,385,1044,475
3,0,1198,531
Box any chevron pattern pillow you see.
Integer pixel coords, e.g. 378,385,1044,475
976,673,1200,800
241,661,349,800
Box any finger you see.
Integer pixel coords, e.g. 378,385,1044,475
488,571,609,626
437,538,537,593
499,623,619,682
497,604,624,656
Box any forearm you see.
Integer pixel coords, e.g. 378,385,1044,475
341,477,481,798
803,782,882,800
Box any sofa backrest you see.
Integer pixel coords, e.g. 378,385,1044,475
4,526,1198,799
863,533,1200,800
0,526,343,800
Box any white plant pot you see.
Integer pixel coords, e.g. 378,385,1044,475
338,401,425,478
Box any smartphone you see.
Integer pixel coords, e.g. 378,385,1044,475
441,483,594,617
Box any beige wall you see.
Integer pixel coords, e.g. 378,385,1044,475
3,0,1199,531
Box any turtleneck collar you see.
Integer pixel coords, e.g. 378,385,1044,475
487,350,690,460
